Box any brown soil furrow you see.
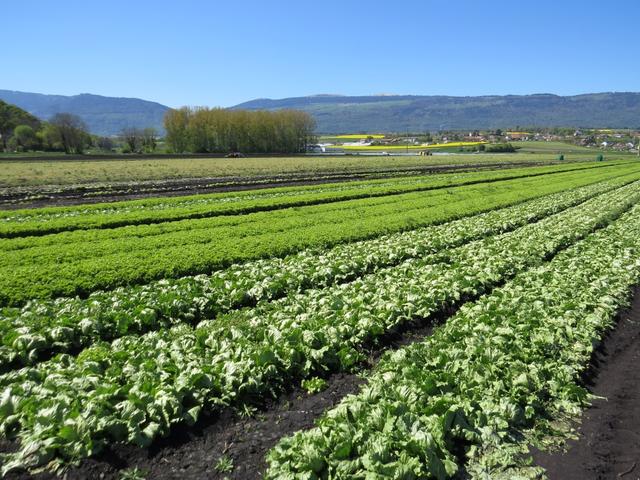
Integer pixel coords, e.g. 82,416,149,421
3,315,439,480
532,287,640,480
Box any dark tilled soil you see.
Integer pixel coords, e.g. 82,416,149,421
1,373,363,480
3,315,438,480
8,271,640,479
0,161,545,209
532,287,640,480
55,373,365,480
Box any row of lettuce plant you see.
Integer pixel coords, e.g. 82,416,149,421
3,166,638,306
0,176,633,370
264,201,640,480
0,173,581,259
6,163,633,256
0,180,638,473
0,161,622,238
0,172,478,238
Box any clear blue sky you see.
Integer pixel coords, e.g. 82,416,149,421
3,0,639,107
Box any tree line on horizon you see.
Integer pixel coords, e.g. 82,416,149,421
0,100,94,154
1,99,317,155
163,107,316,154
0,100,160,154
0,100,97,154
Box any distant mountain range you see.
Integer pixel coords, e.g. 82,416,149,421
2,89,640,136
233,92,640,133
0,90,169,136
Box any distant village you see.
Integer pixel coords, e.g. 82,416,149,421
499,128,640,152
318,128,640,154
445,128,640,152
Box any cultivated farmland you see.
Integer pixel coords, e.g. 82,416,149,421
1,157,640,479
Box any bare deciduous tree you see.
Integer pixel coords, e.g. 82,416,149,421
49,113,88,154
121,127,142,153
141,128,157,153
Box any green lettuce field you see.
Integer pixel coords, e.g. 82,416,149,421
2,158,640,478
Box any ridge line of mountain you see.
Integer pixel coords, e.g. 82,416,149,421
2,89,639,135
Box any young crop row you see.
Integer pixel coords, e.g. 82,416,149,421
264,201,640,479
0,177,631,370
7,163,635,256
3,185,470,258
0,181,638,473
0,161,622,238
0,172,473,238
3,166,638,306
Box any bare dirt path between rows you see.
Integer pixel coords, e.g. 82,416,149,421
531,286,640,480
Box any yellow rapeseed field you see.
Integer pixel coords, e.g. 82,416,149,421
337,141,487,150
